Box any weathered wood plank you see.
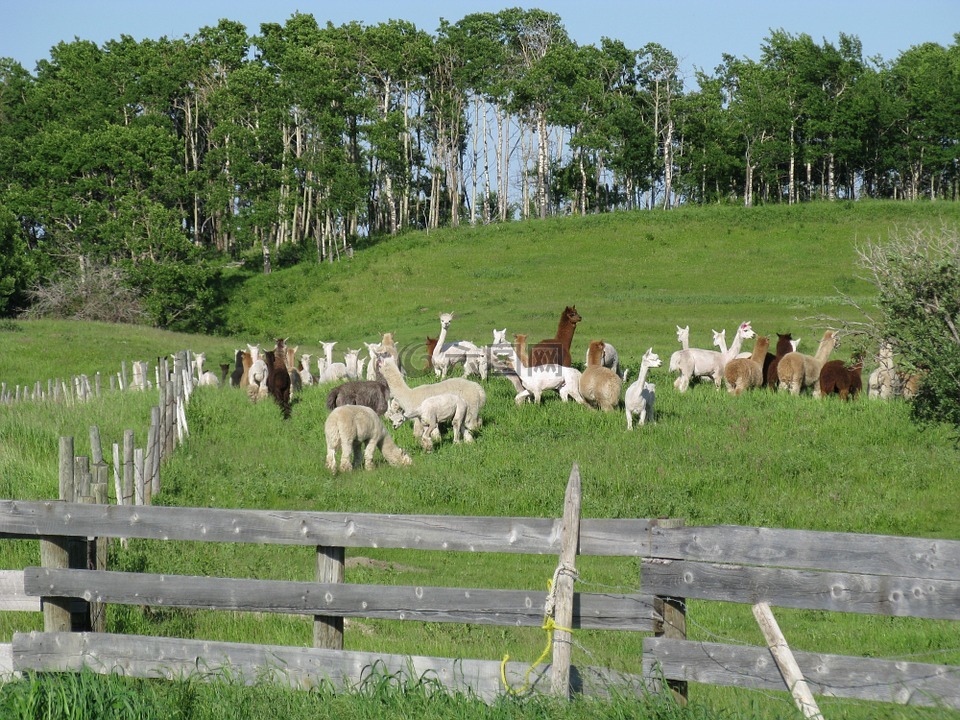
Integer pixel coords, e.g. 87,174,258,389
23,568,657,631
0,643,16,680
644,525,960,581
0,570,39,612
641,560,960,620
12,632,652,703
644,638,960,708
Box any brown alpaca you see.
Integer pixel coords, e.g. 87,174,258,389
513,334,528,365
529,306,582,367
820,359,864,400
239,349,253,388
764,332,793,388
424,336,438,371
724,335,770,396
265,339,292,420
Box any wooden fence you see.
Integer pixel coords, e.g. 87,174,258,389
1,464,958,710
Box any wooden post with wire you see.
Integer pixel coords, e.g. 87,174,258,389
550,463,581,698
753,601,824,719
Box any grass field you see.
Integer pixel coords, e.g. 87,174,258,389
1,201,959,719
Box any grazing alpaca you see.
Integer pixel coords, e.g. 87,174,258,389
580,340,623,411
386,393,468,452
724,335,771,396
325,366,392,416
820,358,864,400
265,340,292,419
230,349,245,387
432,312,485,379
673,322,754,392
193,353,220,387
529,305,582,367
764,333,795,389
778,330,839,396
377,355,485,435
324,405,412,473
625,348,663,429
505,346,587,406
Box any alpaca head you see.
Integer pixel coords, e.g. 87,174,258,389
564,306,582,325
493,328,507,344
300,354,311,370
737,322,755,340
381,332,396,348
676,325,689,343
775,333,793,356
439,313,453,330
711,329,726,348
642,348,662,369
321,341,337,354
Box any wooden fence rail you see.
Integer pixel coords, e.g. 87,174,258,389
0,465,958,709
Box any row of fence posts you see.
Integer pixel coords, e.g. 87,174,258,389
2,357,158,405
38,352,197,633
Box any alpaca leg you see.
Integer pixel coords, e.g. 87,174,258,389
625,407,634,430
363,438,378,469
420,423,435,452
340,440,356,473
515,390,530,405
326,439,339,473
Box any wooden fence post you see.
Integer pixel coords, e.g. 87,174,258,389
40,437,75,632
314,546,345,650
653,517,688,706
123,430,135,506
550,463,581,699
753,602,824,719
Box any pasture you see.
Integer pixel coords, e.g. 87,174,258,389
1,201,959,719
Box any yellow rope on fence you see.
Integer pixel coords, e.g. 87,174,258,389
500,577,575,696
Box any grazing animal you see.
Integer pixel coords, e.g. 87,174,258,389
377,355,485,435
625,348,663,429
778,330,839,396
193,352,220,387
580,340,624,411
230,349,245,387
764,333,795,389
505,346,586,406
819,358,864,400
324,405,412,473
246,345,269,401
265,340,292,419
724,335,771,396
325,367,392,416
386,393,468,452
868,341,896,399
432,312,485,379
672,322,754,392
529,305,582,367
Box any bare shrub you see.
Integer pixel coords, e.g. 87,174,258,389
21,261,146,324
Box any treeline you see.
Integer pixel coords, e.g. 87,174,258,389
0,9,958,330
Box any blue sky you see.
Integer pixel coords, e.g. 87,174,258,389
4,0,959,83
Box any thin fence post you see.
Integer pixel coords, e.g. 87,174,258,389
134,448,145,506
89,470,109,633
123,430,134,506
652,518,688,706
314,546,345,650
41,437,76,632
550,463,581,699
89,426,103,465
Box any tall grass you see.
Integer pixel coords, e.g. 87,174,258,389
1,202,959,719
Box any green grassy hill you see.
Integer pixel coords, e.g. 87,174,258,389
1,201,959,719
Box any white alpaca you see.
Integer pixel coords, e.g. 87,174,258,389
385,393,469,451
319,341,353,383
668,325,689,376
324,405,412,473
378,355,486,433
194,352,220,387
246,344,268,401
364,342,382,380
432,312,485,379
868,340,896,399
505,347,586,406
625,349,663,429
298,354,315,386
672,322,754,392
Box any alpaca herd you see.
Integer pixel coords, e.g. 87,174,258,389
193,306,919,472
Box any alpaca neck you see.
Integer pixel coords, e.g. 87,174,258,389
726,330,748,360
434,323,449,359
815,335,837,363
749,338,770,364
379,360,413,400
636,360,654,386
587,345,603,367
714,333,728,355
679,331,689,350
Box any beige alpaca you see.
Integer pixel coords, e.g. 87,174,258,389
580,340,623,411
777,330,838,396
724,335,771,396
324,405,412,473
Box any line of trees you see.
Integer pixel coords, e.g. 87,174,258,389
1,10,959,329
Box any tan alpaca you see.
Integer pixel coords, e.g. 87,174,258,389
580,340,623,411
724,335,771,396
777,330,838,396
324,405,412,473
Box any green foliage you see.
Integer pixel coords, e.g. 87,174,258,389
0,204,35,316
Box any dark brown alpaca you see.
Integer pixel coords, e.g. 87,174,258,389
528,306,582,367
819,358,864,400
424,336,438,371
765,332,794,389
265,339,292,419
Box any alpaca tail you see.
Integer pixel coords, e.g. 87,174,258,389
325,387,339,411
